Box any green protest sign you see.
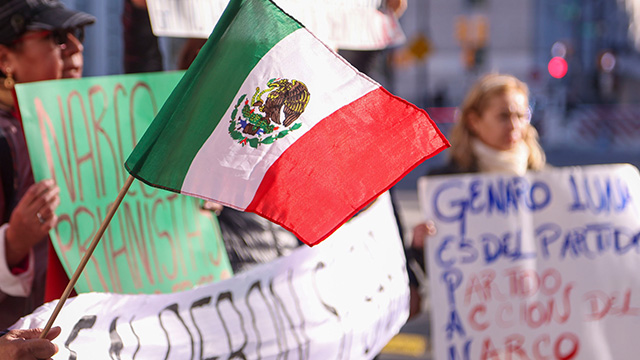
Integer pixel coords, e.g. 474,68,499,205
16,72,233,294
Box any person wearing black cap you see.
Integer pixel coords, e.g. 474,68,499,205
0,0,95,328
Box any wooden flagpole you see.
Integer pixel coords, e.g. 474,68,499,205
40,175,136,338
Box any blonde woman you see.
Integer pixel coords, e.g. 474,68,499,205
407,73,547,318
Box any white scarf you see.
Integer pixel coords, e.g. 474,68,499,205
472,139,529,176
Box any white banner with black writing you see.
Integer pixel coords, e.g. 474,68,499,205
13,192,408,359
420,164,640,360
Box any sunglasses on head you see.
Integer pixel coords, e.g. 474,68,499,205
12,27,85,46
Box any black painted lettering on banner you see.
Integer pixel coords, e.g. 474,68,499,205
109,317,124,359
65,315,97,360
216,292,248,358
127,316,142,359
159,303,195,359
189,296,219,360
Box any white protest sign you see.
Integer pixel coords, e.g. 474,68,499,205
419,164,640,360
146,0,405,50
145,0,228,38
13,192,408,360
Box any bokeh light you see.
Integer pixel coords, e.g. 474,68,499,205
548,56,568,78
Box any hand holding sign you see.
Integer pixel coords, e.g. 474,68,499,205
5,179,60,267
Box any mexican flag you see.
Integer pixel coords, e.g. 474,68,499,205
125,0,449,246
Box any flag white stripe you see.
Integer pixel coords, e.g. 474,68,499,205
181,28,379,209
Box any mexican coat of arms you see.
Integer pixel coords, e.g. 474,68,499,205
229,78,311,148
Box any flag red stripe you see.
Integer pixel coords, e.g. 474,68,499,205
245,87,448,246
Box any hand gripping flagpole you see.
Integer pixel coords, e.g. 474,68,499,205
39,175,135,338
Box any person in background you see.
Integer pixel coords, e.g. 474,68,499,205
0,326,61,359
407,73,547,317
0,0,95,328
122,0,163,73
177,38,207,71
338,0,407,78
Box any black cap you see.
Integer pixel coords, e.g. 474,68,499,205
0,0,96,45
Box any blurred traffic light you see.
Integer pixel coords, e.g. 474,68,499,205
455,15,489,71
598,51,616,73
548,41,569,79
548,57,568,78
454,16,468,43
596,50,616,101
551,41,567,58
476,15,488,46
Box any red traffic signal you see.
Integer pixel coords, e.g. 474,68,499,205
548,56,568,79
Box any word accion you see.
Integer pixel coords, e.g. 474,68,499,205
467,284,573,330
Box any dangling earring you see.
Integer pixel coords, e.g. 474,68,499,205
4,68,15,90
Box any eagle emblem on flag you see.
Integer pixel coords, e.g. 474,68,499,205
229,78,310,148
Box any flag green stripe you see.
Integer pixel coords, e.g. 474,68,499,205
125,0,302,191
